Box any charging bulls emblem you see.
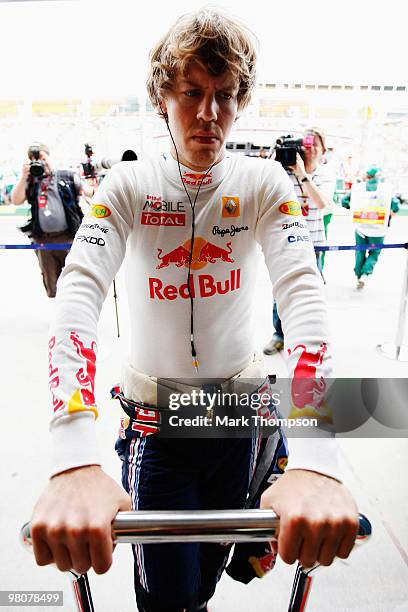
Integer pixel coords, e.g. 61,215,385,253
287,342,332,422
156,237,234,270
68,331,97,414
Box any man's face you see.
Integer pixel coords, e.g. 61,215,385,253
160,63,239,171
302,134,324,169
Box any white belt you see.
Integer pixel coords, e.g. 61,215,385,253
121,353,267,408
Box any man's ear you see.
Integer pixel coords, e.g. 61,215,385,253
158,98,168,120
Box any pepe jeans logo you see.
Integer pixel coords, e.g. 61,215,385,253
89,204,111,219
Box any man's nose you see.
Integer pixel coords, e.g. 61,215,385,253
197,94,218,122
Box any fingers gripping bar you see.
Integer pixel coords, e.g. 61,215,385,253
20,510,372,612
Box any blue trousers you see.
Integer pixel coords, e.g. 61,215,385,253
116,435,262,611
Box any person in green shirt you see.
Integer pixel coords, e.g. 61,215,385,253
341,167,400,288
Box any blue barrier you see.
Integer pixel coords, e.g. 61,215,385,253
0,243,72,250
1,242,407,251
315,242,408,252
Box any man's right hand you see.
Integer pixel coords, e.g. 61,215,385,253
31,465,132,575
21,163,31,180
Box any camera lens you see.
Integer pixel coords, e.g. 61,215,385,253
30,161,45,178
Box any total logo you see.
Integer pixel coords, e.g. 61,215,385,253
182,172,213,187
141,195,186,226
150,237,240,300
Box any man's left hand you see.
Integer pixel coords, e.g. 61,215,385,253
288,153,307,180
260,469,359,568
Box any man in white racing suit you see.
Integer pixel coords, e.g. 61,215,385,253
31,8,358,612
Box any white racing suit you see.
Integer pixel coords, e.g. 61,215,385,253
46,152,340,610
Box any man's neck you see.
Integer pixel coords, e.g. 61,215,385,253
169,148,224,172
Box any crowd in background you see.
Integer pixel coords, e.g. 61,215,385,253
1,134,405,304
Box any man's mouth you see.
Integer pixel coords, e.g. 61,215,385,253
192,134,219,144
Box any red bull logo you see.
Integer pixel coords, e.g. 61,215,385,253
156,237,234,270
287,343,331,421
182,172,213,187
195,241,234,264
149,269,241,300
156,245,191,269
68,331,97,415
249,551,277,578
48,336,64,412
152,238,239,300
119,415,130,439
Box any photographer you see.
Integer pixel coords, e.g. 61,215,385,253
11,143,92,298
264,127,334,355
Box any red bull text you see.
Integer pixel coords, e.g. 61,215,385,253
48,336,64,412
182,172,212,186
149,269,241,300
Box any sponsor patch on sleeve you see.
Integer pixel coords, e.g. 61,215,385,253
279,201,301,216
88,204,112,219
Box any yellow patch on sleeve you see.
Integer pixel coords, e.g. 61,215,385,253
68,389,98,418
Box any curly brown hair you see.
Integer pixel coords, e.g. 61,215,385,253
146,8,258,115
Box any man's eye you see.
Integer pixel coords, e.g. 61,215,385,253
219,92,232,100
184,90,200,97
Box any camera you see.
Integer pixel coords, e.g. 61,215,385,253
82,143,96,179
29,146,45,178
274,134,314,168
81,145,138,180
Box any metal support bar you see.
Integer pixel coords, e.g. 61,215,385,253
112,509,279,543
21,509,371,549
377,248,408,361
20,510,371,612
